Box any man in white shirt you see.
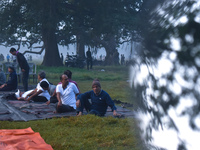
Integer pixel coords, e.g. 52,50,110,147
56,74,79,113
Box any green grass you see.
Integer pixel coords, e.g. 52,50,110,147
36,65,132,104
0,65,146,150
0,116,145,150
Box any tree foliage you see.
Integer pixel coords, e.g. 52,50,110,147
0,0,144,66
131,0,200,149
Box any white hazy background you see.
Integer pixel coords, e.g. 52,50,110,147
0,43,132,64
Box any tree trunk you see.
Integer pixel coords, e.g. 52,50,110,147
76,34,85,58
41,0,63,67
42,30,63,66
101,35,120,66
104,47,119,66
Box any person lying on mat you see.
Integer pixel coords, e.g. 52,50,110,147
15,71,50,102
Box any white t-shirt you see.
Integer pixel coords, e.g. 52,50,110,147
56,82,79,109
36,78,51,101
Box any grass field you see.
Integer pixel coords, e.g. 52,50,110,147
0,65,146,150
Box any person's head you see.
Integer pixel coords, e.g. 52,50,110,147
92,79,101,95
40,81,49,90
8,66,15,73
64,70,72,79
88,47,90,51
61,74,69,86
38,71,46,80
9,48,17,56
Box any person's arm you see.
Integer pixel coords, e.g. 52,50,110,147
25,88,37,100
51,89,56,97
76,94,81,108
112,110,121,116
56,92,62,107
26,89,43,101
105,93,121,116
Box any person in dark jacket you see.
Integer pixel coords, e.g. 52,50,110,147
0,66,17,91
76,79,120,117
10,48,29,91
86,48,92,70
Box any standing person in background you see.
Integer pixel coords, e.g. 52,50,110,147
60,53,64,64
6,54,10,62
0,68,6,86
86,48,92,70
10,48,30,91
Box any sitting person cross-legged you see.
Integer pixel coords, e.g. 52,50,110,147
56,74,79,113
76,79,121,117
0,66,17,91
47,69,80,104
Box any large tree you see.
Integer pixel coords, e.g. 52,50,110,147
0,0,145,66
0,0,75,66
131,0,200,149
67,0,144,65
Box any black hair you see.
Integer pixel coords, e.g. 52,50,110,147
64,70,72,79
38,71,46,79
40,81,49,89
8,66,15,72
9,48,17,52
60,74,68,81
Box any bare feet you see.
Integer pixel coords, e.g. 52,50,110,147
77,111,82,116
46,101,50,105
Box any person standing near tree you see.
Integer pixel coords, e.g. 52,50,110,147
6,54,10,62
60,53,64,64
86,47,92,70
10,48,30,91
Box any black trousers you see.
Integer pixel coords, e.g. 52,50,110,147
22,70,29,91
32,96,48,102
0,86,16,91
50,95,58,103
87,59,92,70
56,104,75,113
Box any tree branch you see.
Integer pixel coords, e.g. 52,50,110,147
23,45,45,55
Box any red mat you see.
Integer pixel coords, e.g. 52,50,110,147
0,127,53,150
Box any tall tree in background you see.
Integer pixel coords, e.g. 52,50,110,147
68,0,143,65
0,0,82,66
0,0,144,66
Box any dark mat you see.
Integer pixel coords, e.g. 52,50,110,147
0,94,136,121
